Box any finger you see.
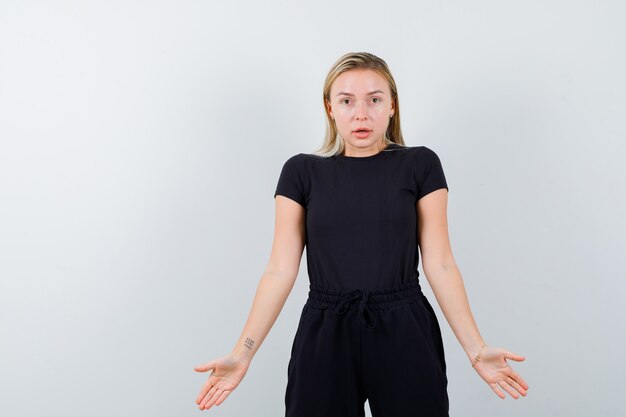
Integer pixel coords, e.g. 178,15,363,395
489,382,505,399
214,389,231,406
509,369,529,391
196,377,215,404
202,386,224,410
505,375,527,397
504,350,525,362
200,385,218,409
194,360,217,372
498,379,519,399
200,385,219,409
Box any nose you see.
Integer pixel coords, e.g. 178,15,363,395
355,100,368,120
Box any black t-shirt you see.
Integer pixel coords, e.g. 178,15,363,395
273,142,448,291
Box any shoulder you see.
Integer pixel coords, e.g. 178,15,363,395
411,146,445,164
385,143,437,156
409,145,439,156
281,152,307,164
407,146,448,180
277,153,325,184
281,152,327,163
386,144,433,163
280,151,329,170
278,152,308,171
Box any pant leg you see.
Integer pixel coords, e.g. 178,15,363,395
362,296,449,417
285,300,367,417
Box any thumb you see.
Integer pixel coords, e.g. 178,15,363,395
194,360,216,373
504,350,526,362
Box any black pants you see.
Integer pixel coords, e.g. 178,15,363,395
285,279,449,417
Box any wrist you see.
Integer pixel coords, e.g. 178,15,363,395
231,345,254,365
231,352,252,366
469,343,487,367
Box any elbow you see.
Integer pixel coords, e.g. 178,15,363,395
423,255,456,279
264,264,299,285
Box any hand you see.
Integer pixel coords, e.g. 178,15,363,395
471,345,529,399
193,353,251,410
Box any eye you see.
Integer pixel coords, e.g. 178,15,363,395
340,98,350,104
372,97,382,103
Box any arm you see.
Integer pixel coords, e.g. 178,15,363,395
230,195,306,363
416,188,485,363
194,195,306,410
417,188,528,400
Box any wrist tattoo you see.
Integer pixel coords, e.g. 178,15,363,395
471,344,487,367
244,337,255,351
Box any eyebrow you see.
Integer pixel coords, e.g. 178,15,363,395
335,90,385,97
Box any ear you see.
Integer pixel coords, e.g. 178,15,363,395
325,99,333,118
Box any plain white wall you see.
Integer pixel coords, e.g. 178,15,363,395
1,1,625,416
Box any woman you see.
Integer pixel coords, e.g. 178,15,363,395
194,52,529,416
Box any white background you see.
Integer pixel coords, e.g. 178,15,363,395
1,1,625,416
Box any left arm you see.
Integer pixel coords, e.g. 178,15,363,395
416,188,485,363
417,188,529,400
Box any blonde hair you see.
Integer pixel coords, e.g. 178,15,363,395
313,52,406,157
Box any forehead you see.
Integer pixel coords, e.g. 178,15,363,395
331,69,389,96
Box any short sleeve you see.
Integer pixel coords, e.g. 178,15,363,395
414,147,449,201
274,154,306,208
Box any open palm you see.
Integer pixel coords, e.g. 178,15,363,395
194,354,251,411
472,346,529,399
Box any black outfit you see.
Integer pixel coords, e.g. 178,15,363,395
274,142,450,417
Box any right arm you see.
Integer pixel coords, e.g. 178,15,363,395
230,195,306,363
194,195,306,410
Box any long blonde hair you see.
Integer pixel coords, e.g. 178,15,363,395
313,52,406,157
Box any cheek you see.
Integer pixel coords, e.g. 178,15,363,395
371,106,389,116
335,107,351,116
334,111,352,126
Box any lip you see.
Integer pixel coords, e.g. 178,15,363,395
352,128,372,132
353,129,372,139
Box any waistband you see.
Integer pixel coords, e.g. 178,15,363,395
306,279,424,329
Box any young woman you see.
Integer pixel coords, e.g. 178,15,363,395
194,52,529,416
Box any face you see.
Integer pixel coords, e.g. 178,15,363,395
326,69,395,156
